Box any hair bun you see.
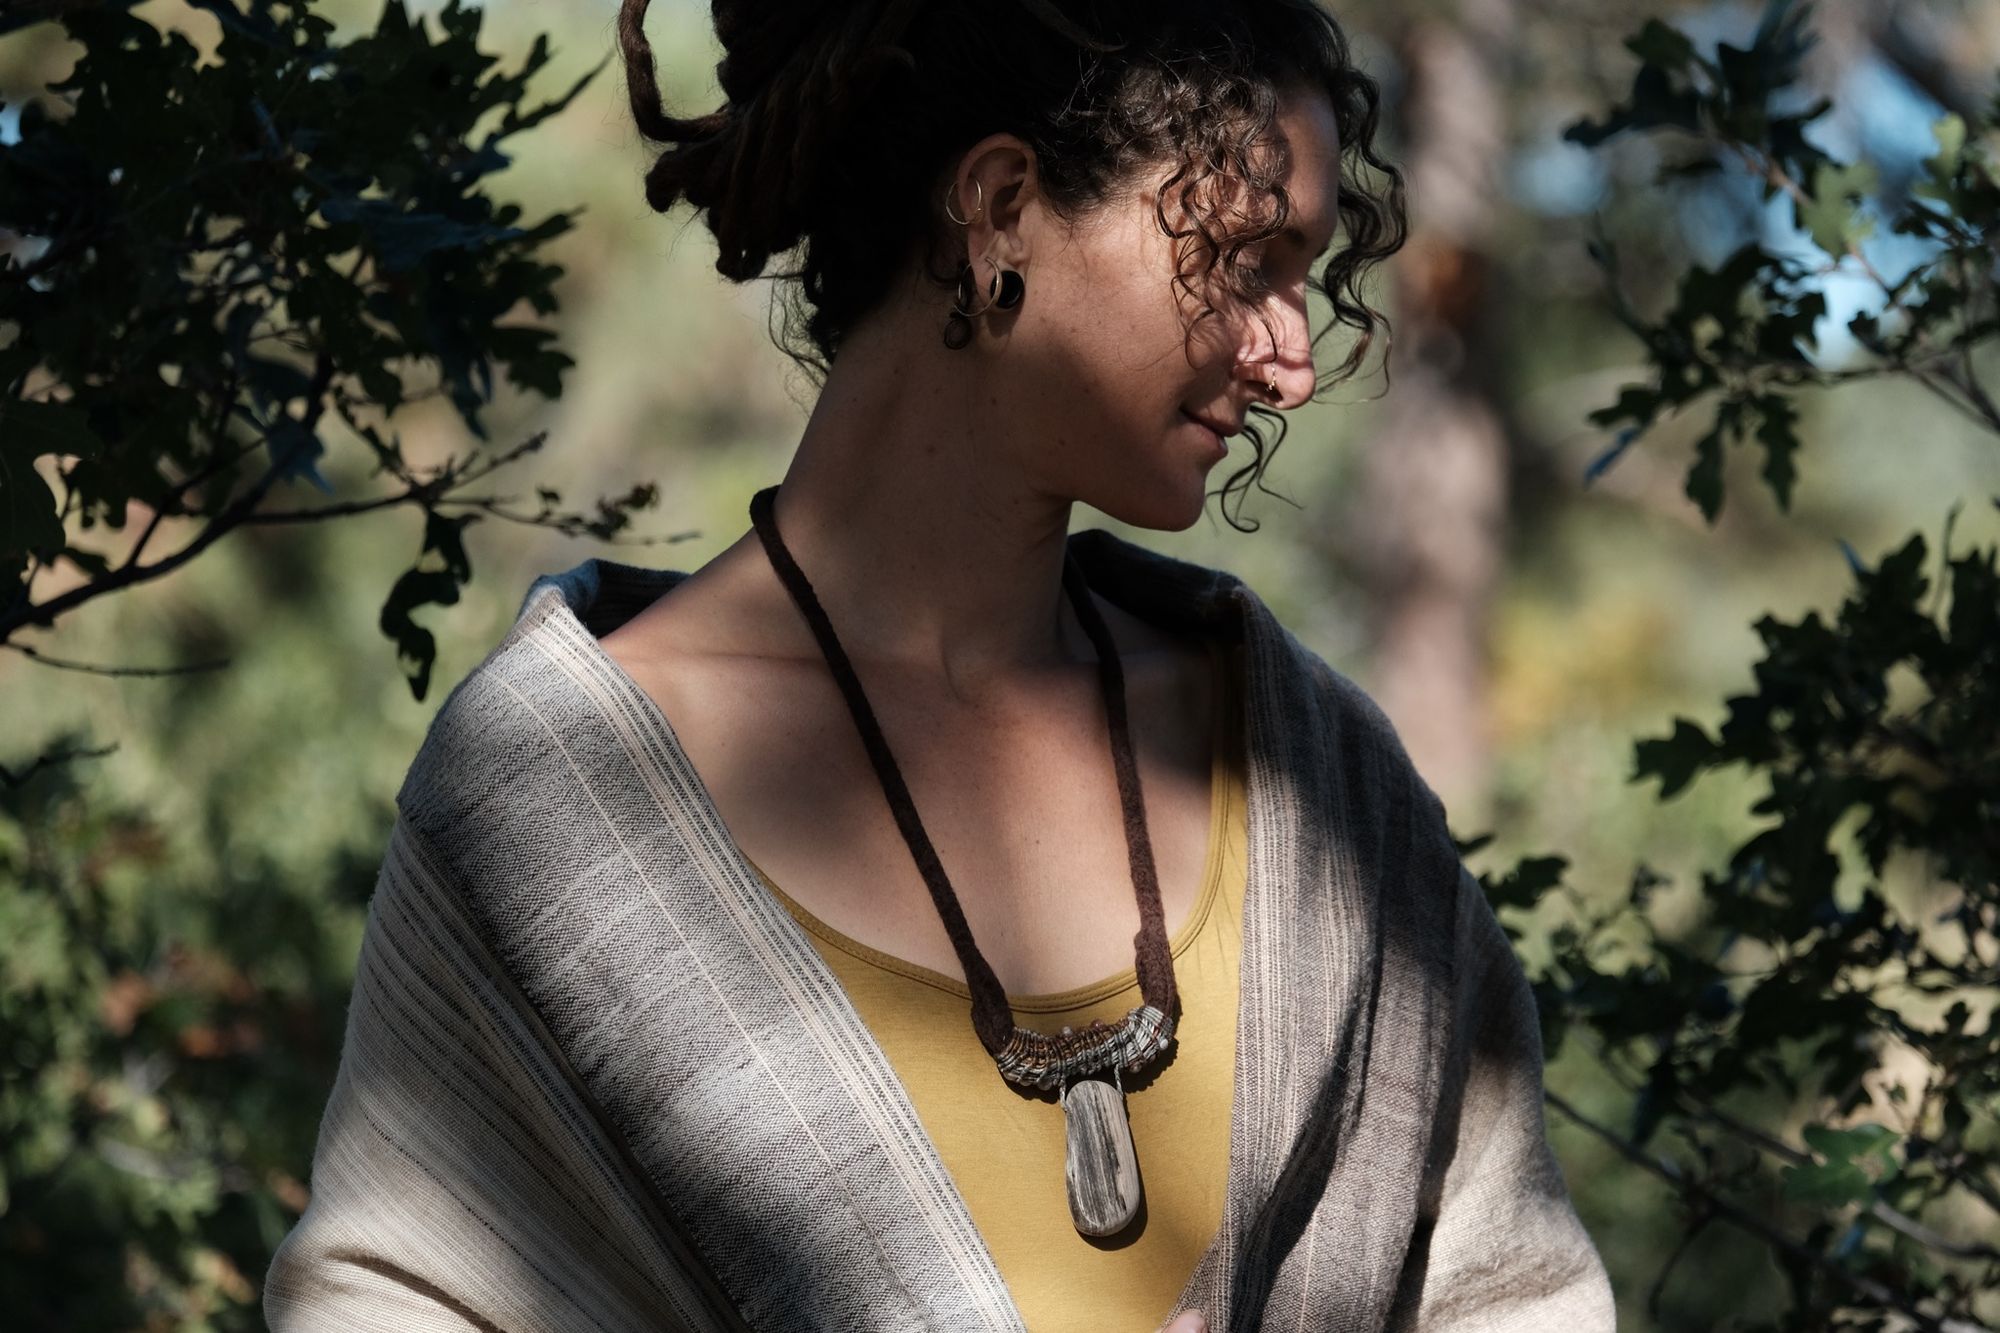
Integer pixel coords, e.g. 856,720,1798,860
709,1,831,106
620,0,929,282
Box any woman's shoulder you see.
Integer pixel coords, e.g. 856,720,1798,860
1071,527,1435,797
390,565,644,864
1193,559,1464,893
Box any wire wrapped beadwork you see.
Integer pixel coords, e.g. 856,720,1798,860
991,1003,1176,1091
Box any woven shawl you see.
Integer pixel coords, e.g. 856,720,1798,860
264,528,1615,1332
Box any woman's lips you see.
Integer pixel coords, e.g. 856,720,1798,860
1182,411,1226,453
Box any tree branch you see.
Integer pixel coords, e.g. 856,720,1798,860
1547,1089,1983,1331
1,641,232,677
1,353,337,641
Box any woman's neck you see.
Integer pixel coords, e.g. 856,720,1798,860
760,316,1094,700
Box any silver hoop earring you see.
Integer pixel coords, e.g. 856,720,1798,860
954,254,1004,318
943,178,984,227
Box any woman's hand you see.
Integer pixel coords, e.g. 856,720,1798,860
1161,1312,1208,1332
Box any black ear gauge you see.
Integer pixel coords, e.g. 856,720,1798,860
995,268,1024,310
941,258,1022,349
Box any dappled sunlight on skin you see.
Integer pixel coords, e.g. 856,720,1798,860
260,538,1611,1330
18,0,1997,1326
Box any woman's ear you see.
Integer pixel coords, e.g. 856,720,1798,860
953,134,1041,270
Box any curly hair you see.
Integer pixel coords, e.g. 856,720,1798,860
616,0,1407,530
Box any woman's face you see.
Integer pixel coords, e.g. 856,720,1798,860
974,84,1343,531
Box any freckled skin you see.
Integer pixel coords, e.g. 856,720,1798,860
933,83,1342,535
593,107,1352,1244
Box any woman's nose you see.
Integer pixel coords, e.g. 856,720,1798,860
1241,306,1314,410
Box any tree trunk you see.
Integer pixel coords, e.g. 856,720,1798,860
1351,2,1516,812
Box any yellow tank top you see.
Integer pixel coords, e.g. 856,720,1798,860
747,636,1248,1333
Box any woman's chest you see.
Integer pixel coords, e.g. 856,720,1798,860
608,637,1222,998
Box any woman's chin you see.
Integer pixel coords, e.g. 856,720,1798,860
1086,481,1212,534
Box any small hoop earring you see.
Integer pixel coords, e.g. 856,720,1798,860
943,259,1024,350
954,254,1003,318
1239,361,1282,398
943,178,984,227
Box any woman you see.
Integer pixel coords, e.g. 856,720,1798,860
265,2,1614,1330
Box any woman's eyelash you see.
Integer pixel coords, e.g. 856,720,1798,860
1229,253,1268,285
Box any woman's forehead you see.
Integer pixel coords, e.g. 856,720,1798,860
1273,87,1342,246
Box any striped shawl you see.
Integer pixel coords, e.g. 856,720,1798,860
264,529,1616,1331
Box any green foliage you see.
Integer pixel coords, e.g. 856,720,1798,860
1784,1123,1898,1209
1567,0,2000,524
0,0,655,702
0,735,367,1329
1477,1,2000,1326
1494,521,2000,1323
0,0,659,1324
1567,2,1832,172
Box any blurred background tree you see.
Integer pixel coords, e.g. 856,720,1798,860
0,0,1994,1328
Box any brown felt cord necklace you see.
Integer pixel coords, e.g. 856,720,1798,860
747,483,1180,1237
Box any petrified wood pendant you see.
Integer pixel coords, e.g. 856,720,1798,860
1062,1072,1142,1236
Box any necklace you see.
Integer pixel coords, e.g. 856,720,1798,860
747,484,1180,1237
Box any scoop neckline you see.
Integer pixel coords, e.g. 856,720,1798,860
748,633,1241,1014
